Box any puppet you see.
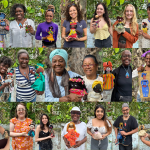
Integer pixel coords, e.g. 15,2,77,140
114,16,125,33
30,63,45,91
28,123,35,137
69,76,87,101
64,122,80,147
87,80,103,101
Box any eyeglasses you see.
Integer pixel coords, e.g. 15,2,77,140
122,109,129,112
48,9,54,12
17,108,25,112
122,55,131,58
82,64,96,68
71,111,81,115
68,3,76,8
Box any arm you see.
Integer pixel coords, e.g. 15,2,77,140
73,136,87,148
0,126,5,135
140,135,150,147
0,83,10,92
63,136,71,148
142,31,150,39
28,19,35,35
35,24,42,40
55,24,58,41
9,22,13,47
76,28,87,41
90,18,97,34
35,125,52,142
108,19,113,36
120,127,138,136
0,138,10,150
62,26,67,41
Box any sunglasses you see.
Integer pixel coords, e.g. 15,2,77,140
71,111,81,115
68,3,76,8
48,9,54,12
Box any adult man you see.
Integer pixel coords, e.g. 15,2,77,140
139,3,150,48
113,103,138,150
61,106,87,150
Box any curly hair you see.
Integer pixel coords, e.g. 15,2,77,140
65,3,83,22
10,4,26,18
0,56,12,67
122,4,138,36
93,2,110,27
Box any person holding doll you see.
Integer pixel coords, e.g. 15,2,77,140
90,2,112,48
35,5,58,48
9,4,35,48
87,105,112,150
62,3,87,47
35,114,54,150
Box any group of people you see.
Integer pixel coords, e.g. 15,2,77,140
1,2,150,48
0,103,149,150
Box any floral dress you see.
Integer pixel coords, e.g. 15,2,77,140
10,117,33,150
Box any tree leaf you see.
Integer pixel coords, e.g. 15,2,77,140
106,0,110,6
120,0,124,5
115,48,119,53
26,103,32,111
3,0,8,8
47,105,52,113
38,47,43,54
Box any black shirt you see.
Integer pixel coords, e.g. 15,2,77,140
113,115,138,146
116,65,132,100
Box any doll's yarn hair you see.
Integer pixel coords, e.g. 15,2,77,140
45,4,55,16
67,122,76,132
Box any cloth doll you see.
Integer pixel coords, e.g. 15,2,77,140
87,80,103,102
142,22,148,34
69,76,88,101
139,125,146,137
49,125,55,137
102,61,115,90
30,63,45,91
93,128,102,140
28,123,35,137
64,122,80,147
114,16,125,33
93,15,100,28
47,26,55,42
141,73,149,97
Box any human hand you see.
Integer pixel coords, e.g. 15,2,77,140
35,90,44,95
59,96,71,102
48,135,54,139
142,32,150,39
3,82,11,88
137,66,145,72
3,19,9,26
27,25,34,34
100,134,107,140
115,138,119,145
73,141,81,148
65,140,71,148
139,30,143,36
120,131,127,136
22,132,29,136
68,93,82,102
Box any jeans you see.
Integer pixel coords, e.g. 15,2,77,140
16,96,36,102
119,143,132,150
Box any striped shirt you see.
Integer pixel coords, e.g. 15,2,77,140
16,66,36,101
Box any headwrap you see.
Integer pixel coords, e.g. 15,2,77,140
49,49,68,67
141,50,150,57
92,80,103,91
103,61,112,71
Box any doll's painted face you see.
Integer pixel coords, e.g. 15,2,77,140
42,115,48,125
125,6,134,20
145,54,150,67
95,107,104,120
45,11,53,23
69,6,78,19
69,82,83,90
106,67,111,73
30,124,35,130
93,84,102,93
15,7,24,20
0,63,8,75
96,4,105,17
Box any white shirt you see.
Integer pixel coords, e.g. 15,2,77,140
61,122,87,150
9,19,35,47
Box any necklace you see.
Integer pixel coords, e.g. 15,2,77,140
123,115,130,127
122,65,129,78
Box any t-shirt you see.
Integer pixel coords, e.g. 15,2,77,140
61,122,87,150
63,20,87,47
113,115,138,146
116,65,132,100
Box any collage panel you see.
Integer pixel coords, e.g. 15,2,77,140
0,102,10,150
132,48,150,102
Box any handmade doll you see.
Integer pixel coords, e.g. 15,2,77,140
69,76,88,101
139,125,146,137
47,26,55,42
93,128,102,140
93,15,100,28
30,63,45,91
64,122,80,147
102,61,115,90
141,73,149,97
28,123,35,137
142,22,148,34
87,80,103,102
114,16,125,33
49,125,55,137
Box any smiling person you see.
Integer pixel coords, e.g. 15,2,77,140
62,107,87,150
62,3,87,47
45,49,81,102
90,2,112,48
0,126,10,150
113,4,138,48
35,114,54,150
35,5,58,48
0,56,12,101
87,105,112,150
82,55,103,100
111,50,132,102
113,103,138,150
10,103,34,150
9,4,35,47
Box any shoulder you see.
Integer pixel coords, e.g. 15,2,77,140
68,71,80,78
52,22,58,27
81,121,86,126
27,19,34,23
26,118,33,122
63,20,69,24
80,20,86,24
37,22,45,27
130,115,137,121
10,20,16,26
112,65,121,74
10,117,17,123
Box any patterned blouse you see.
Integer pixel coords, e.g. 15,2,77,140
10,117,33,150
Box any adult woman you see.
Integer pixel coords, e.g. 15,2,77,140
10,103,33,150
87,105,112,150
90,2,112,48
62,107,87,150
45,49,81,102
35,5,58,48
0,56,12,101
132,50,150,102
113,4,138,48
0,126,10,150
62,3,87,47
16,49,43,102
9,4,35,47
82,55,103,100
35,114,54,150
111,50,132,101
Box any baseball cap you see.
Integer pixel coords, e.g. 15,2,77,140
70,106,81,112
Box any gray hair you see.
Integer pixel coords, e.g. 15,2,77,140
17,49,29,59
